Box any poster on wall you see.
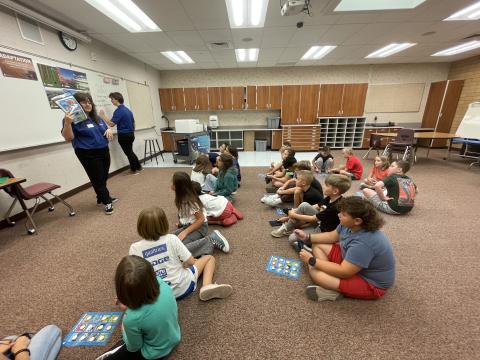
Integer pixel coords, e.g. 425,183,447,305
0,51,38,80
37,63,90,109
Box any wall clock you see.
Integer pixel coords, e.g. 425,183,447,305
59,31,77,51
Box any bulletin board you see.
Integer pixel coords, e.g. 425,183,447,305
365,83,425,113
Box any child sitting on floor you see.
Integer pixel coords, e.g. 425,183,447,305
329,147,363,180
271,174,351,243
192,181,244,226
265,156,297,192
172,172,230,258
360,155,389,190
295,196,395,302
102,255,180,359
312,146,334,173
130,207,233,301
190,154,212,190
266,146,295,179
204,153,238,202
362,160,417,215
226,145,241,186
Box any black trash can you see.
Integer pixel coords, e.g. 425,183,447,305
176,139,189,156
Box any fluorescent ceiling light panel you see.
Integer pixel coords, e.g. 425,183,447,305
161,51,195,64
235,48,259,62
301,46,337,60
84,0,161,32
431,41,480,56
334,0,426,11
444,1,480,21
366,43,416,58
225,0,269,28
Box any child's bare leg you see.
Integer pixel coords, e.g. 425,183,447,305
312,244,332,260
293,187,303,208
362,188,376,198
194,255,215,286
308,267,341,291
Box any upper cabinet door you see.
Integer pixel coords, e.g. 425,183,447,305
183,88,197,111
232,87,244,110
269,86,283,109
256,86,269,109
421,81,448,129
342,83,368,116
208,87,221,110
172,88,185,111
318,84,344,116
196,88,209,110
246,86,257,110
159,88,173,112
221,87,233,110
281,85,301,125
299,84,320,124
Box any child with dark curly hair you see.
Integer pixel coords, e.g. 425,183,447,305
295,196,395,302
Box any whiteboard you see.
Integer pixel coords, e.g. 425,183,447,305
0,46,152,152
125,81,155,130
365,83,425,113
456,102,480,139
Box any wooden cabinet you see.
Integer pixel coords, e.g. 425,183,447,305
256,86,282,109
271,130,282,150
196,87,209,110
270,86,282,109
208,87,235,110
282,125,320,150
159,88,174,112
172,88,185,111
421,80,464,147
232,87,244,110
281,85,319,125
318,83,367,116
256,86,269,109
161,131,175,151
246,86,256,110
183,88,196,111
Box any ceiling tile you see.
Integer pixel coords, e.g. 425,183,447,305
287,25,331,46
261,27,296,48
179,0,229,29
198,29,233,43
167,31,208,50
231,29,264,48
319,23,366,45
135,0,195,31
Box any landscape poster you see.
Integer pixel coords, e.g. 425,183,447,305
0,51,38,80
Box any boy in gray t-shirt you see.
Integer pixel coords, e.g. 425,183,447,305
295,197,395,302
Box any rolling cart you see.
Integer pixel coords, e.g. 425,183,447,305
170,131,210,164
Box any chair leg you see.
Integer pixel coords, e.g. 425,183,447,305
24,198,40,235
143,140,148,165
4,198,18,226
41,195,55,211
49,192,76,216
155,139,164,161
362,148,372,159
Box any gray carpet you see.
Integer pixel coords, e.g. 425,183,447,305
1,149,479,360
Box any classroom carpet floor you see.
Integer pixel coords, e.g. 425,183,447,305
1,150,479,360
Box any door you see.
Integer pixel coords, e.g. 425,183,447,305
281,85,301,125
256,86,269,109
196,87,209,110
172,88,185,111
318,84,343,116
342,83,368,116
208,87,221,110
271,130,282,150
232,87,244,110
269,86,282,109
433,80,464,147
246,86,256,110
159,88,173,112
221,87,233,110
183,88,196,111
298,84,320,124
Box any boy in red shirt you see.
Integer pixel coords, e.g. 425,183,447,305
329,148,363,180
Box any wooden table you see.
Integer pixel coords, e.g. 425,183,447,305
373,132,458,157
0,177,38,234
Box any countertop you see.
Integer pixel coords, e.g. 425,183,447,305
161,125,280,132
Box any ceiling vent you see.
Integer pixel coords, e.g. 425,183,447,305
207,41,233,50
16,14,44,45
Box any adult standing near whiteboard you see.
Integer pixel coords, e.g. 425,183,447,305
99,92,143,175
61,92,117,215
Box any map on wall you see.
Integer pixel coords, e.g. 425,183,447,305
37,63,90,109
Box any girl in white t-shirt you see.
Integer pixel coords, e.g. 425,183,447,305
191,181,244,226
190,154,211,189
172,171,231,258
130,207,233,301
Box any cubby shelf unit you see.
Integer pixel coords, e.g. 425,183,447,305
318,117,366,149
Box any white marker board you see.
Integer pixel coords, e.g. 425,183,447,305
456,102,480,139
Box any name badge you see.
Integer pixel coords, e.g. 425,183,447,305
87,124,94,128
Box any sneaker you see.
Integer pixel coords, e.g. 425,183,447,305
105,203,114,215
271,224,292,238
209,230,230,253
305,285,342,302
199,283,233,301
127,170,139,175
264,196,282,207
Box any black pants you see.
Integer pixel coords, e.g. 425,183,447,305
75,147,112,205
100,343,164,360
118,132,142,171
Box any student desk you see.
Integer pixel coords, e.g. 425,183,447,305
0,177,38,233
373,131,457,158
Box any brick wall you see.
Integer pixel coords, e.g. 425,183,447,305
448,55,480,133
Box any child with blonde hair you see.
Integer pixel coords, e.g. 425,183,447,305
360,155,389,190
329,147,363,180
130,207,233,301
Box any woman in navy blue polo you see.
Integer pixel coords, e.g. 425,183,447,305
61,92,116,215
99,92,142,175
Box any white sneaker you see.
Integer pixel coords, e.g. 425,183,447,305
210,230,230,253
271,224,292,238
305,285,342,302
199,283,233,301
264,195,282,207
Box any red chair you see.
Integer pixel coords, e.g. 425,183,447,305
0,169,75,235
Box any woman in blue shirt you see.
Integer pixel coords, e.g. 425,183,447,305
61,92,117,215
99,92,142,175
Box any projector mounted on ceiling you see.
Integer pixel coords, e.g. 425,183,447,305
280,0,310,16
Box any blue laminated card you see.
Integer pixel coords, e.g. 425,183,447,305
63,312,122,347
266,255,301,280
